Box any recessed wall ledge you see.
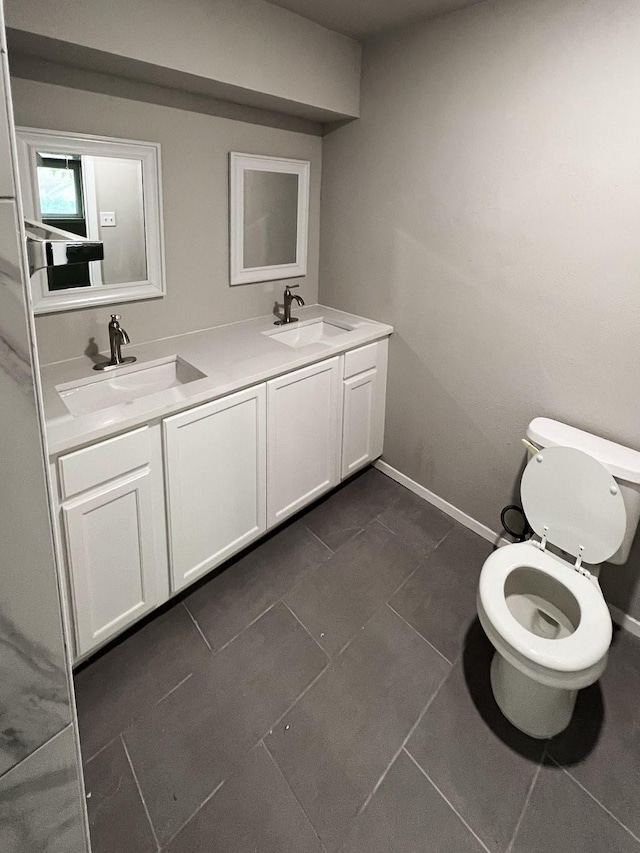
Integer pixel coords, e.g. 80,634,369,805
5,0,361,124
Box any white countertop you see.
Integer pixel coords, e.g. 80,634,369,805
41,305,393,456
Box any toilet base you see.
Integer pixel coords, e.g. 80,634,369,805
490,652,577,739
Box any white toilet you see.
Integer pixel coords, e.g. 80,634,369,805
477,418,640,739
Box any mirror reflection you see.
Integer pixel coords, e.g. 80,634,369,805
243,170,298,268
35,151,147,292
17,128,165,314
229,152,309,285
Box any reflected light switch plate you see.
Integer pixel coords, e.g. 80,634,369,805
100,212,116,227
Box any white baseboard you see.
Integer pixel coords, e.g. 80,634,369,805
608,604,640,640
374,459,510,548
373,458,640,639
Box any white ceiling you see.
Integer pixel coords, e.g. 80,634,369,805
268,0,488,40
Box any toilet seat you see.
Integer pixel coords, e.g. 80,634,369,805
520,446,626,565
478,542,612,674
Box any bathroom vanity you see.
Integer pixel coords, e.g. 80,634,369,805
40,306,392,661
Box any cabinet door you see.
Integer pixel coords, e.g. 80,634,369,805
164,385,266,592
342,368,378,478
62,467,162,655
267,357,342,527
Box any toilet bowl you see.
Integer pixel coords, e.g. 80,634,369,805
478,542,612,738
478,422,640,739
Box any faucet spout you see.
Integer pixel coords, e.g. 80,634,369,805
276,284,305,325
94,313,137,371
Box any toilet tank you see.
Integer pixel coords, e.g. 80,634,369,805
526,418,640,564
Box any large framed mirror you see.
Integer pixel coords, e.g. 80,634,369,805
17,128,166,314
229,152,309,285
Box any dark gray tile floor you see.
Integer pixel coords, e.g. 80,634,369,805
75,467,640,853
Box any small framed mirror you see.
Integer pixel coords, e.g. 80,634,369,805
17,128,166,314
229,152,309,285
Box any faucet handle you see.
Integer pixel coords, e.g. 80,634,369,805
110,313,121,321
285,284,299,291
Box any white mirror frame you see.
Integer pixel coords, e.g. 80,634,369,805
229,152,309,286
16,127,166,314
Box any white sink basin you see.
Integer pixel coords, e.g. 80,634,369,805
57,356,206,417
265,318,354,349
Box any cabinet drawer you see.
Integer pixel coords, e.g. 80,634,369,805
343,343,378,379
58,426,151,499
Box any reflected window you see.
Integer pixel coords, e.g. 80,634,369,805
36,153,84,219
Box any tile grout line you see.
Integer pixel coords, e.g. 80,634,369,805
372,512,458,599
261,740,329,853
282,525,368,607
155,672,193,706
160,656,333,848
301,522,336,556
121,734,161,852
357,666,452,818
374,504,456,555
159,777,227,849
279,519,390,637
504,747,545,853
82,730,123,766
387,603,453,666
212,601,279,656
549,756,640,846
82,670,196,767
311,537,430,664
403,748,493,853
301,516,376,564
183,515,378,663
281,599,331,660
181,601,213,652
372,515,396,535
261,658,331,743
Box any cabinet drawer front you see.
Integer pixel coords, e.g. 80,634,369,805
343,343,378,379
58,426,151,499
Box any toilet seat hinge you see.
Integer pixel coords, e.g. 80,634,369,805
537,526,549,552
574,546,591,578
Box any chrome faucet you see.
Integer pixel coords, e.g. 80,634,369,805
276,284,305,325
94,314,137,371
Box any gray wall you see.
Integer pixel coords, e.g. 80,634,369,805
11,77,322,364
319,0,640,619
92,156,146,285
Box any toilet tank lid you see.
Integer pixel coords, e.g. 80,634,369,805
526,418,640,485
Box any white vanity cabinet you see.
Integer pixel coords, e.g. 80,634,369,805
56,425,169,657
163,385,267,592
267,357,342,527
341,340,388,478
52,333,390,661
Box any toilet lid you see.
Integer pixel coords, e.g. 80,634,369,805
520,446,626,564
